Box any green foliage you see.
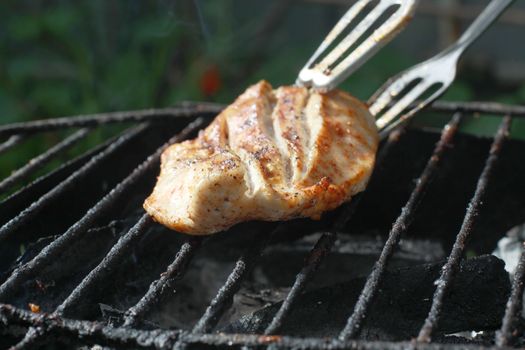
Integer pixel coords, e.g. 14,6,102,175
0,1,523,182
1,2,523,120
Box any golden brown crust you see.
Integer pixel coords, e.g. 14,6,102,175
144,80,379,234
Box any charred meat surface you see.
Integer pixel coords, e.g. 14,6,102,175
144,81,378,234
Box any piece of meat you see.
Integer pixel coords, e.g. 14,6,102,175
144,80,379,235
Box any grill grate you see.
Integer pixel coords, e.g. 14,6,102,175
2,303,518,350
0,135,27,157
340,112,464,341
0,100,524,349
417,116,512,343
0,128,91,195
123,237,202,328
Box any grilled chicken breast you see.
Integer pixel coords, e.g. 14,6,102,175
144,80,379,235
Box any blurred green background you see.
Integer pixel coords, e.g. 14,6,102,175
0,0,523,180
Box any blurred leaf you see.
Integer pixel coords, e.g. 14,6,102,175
510,119,525,141
0,0,523,144
441,81,474,101
460,115,505,138
250,46,309,87
41,8,77,37
134,17,180,45
30,82,76,116
517,84,525,100
342,48,417,100
98,53,155,109
7,15,41,41
0,88,21,123
7,56,44,82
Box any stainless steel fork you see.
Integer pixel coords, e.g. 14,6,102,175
297,0,418,91
371,0,515,137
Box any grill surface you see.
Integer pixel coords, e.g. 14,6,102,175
0,100,524,349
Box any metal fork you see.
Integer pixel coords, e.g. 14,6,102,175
371,0,515,137
297,0,418,91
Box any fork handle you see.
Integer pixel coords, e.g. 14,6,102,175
454,0,514,52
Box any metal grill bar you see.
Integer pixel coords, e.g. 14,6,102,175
0,303,516,350
0,135,26,156
0,129,127,227
430,101,525,116
496,245,525,346
0,103,222,138
192,228,275,334
56,120,206,316
0,303,182,349
0,119,205,301
56,214,153,316
123,237,202,327
0,101,522,141
339,112,463,340
180,333,510,350
0,124,147,245
10,325,45,350
417,115,512,342
262,128,409,335
0,128,91,195
264,231,336,335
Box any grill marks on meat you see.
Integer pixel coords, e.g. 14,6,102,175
273,86,309,186
144,81,379,234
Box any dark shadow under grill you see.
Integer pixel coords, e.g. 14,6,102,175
0,101,524,349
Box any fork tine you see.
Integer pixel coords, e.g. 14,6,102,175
320,1,417,89
297,0,417,89
378,85,448,138
316,0,391,72
300,0,374,80
368,71,421,116
371,0,514,136
375,80,430,129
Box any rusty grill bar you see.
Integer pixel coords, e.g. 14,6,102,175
0,128,92,195
0,135,27,157
191,228,273,336
1,303,519,350
0,125,148,245
417,116,512,343
123,237,203,328
339,112,464,341
0,100,523,349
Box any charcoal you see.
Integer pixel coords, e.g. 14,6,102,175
225,255,510,341
99,303,126,327
257,233,445,289
137,232,445,330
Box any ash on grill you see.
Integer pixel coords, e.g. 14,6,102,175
0,101,525,349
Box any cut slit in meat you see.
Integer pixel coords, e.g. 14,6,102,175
143,80,379,235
